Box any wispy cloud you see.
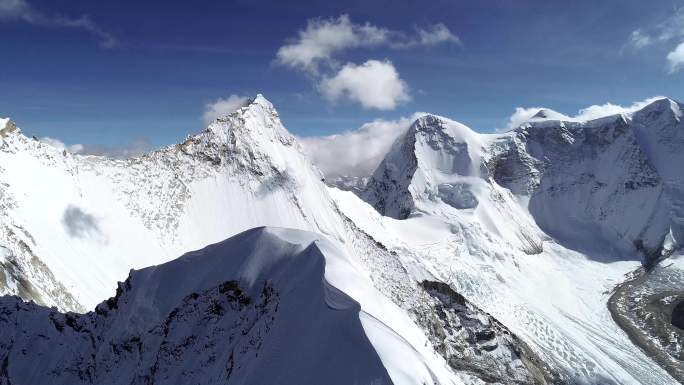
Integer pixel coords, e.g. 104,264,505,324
667,42,684,73
276,15,459,74
627,7,684,49
0,0,117,48
626,6,684,73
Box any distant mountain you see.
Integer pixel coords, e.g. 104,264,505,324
0,96,682,384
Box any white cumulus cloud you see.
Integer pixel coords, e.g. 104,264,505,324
667,42,684,73
0,0,117,48
276,14,459,109
202,95,250,125
320,60,410,110
299,113,424,177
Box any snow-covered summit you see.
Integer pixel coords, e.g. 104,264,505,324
515,97,682,131
0,94,345,312
363,98,683,258
362,114,489,219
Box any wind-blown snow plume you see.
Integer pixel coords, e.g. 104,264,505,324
39,136,153,158
202,94,250,124
502,96,667,131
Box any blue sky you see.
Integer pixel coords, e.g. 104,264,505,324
1,0,683,150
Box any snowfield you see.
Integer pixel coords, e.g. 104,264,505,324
0,95,682,384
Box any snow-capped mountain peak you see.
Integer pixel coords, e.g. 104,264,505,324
0,94,346,312
361,114,490,219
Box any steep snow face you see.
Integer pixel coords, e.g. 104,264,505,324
0,227,464,385
630,98,684,253
363,115,490,219
0,95,347,311
490,98,684,258
494,114,669,256
364,99,681,258
363,114,545,254
353,99,684,384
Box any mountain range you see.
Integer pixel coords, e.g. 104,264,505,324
0,95,682,384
